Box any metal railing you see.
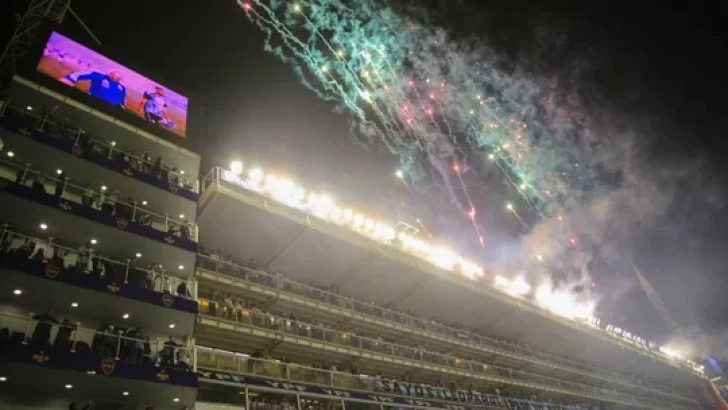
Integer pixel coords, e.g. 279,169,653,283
195,255,691,404
0,311,192,369
195,300,683,410
0,227,197,300
1,101,198,193
0,156,198,242
198,351,596,410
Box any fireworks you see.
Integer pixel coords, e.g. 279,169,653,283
237,0,596,225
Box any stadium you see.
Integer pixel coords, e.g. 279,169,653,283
0,1,726,410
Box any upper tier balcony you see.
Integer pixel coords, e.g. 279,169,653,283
0,310,197,408
1,228,197,337
0,153,198,272
0,101,199,206
5,75,200,196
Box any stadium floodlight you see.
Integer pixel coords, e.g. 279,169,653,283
395,169,404,179
248,168,264,184
506,203,513,211
230,160,243,175
342,209,354,221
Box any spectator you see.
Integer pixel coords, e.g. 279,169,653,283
210,289,220,317
224,294,234,319
102,188,119,214
31,176,47,193
82,183,95,206
54,171,66,197
180,221,191,239
177,281,191,298
31,309,59,347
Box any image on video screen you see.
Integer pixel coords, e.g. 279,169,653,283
36,31,189,138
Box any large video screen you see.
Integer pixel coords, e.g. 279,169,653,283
36,32,189,138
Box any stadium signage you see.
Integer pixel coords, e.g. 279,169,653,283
375,379,499,406
198,371,588,409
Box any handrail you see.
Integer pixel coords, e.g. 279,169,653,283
0,311,192,369
195,254,691,402
0,227,196,300
196,348,591,410
195,299,681,409
0,156,198,241
1,102,197,193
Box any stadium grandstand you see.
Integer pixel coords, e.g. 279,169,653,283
0,28,201,407
0,6,726,410
192,166,708,410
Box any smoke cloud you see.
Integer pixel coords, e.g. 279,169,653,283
240,0,724,349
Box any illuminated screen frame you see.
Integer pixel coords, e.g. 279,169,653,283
36,31,189,138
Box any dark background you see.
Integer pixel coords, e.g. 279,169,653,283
3,1,727,357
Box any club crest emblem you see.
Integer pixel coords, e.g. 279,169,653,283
100,357,116,375
156,371,170,381
44,264,60,279
116,218,129,229
32,351,49,364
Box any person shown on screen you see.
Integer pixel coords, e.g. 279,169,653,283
61,69,127,109
138,86,174,128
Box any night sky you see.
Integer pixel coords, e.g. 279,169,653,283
9,1,727,357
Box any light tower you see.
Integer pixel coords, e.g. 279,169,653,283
629,258,682,335
0,0,72,97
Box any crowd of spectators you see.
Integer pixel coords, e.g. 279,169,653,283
4,148,194,239
200,348,592,410
4,101,195,192
0,308,191,370
199,292,636,400
0,225,193,298
195,250,684,409
199,247,533,348
197,250,572,363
